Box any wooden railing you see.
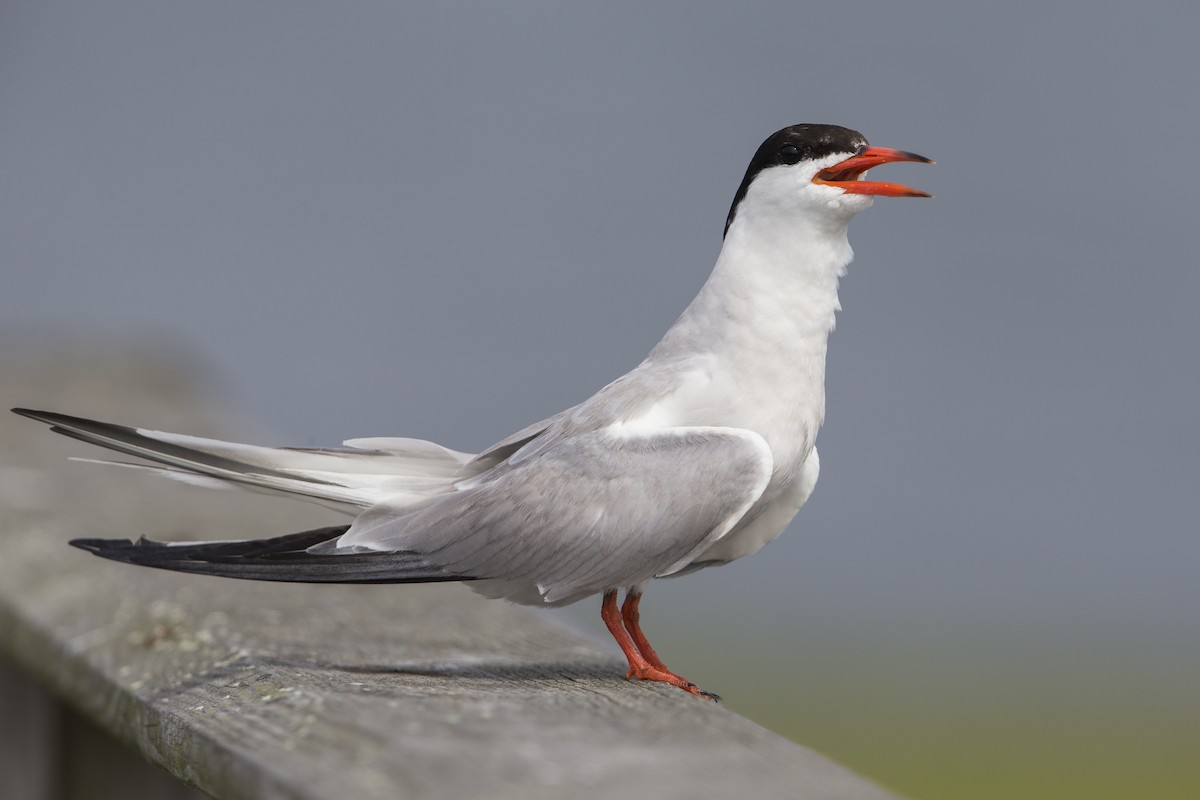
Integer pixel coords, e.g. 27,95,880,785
0,342,894,800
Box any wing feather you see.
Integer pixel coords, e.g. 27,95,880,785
337,426,773,604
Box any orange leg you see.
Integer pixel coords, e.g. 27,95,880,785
600,590,719,700
620,589,670,672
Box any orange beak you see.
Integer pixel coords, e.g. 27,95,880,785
813,146,933,197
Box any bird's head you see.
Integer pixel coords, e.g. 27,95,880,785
724,124,931,238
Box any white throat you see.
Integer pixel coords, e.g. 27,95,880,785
640,189,863,470
653,200,857,366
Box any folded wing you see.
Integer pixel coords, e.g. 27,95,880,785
334,426,774,604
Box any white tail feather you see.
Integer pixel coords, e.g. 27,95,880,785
18,410,472,510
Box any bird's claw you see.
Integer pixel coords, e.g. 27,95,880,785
625,665,719,700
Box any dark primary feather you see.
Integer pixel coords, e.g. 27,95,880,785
69,525,475,584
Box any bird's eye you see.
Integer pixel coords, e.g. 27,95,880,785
779,145,801,165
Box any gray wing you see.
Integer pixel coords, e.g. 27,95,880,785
337,426,773,604
467,411,566,469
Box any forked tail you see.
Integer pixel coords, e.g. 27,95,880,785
11,408,471,509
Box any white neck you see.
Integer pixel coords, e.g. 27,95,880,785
638,207,856,465
651,212,853,367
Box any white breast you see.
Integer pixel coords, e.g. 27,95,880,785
692,446,821,566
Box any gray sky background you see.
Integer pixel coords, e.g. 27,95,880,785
3,0,1197,676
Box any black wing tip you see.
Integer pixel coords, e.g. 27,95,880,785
12,407,71,421
66,528,476,585
13,408,114,431
69,537,123,551
69,537,148,556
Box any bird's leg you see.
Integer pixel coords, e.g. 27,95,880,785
600,590,718,700
620,589,719,699
620,588,670,672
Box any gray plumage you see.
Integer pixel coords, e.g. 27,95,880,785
337,426,771,604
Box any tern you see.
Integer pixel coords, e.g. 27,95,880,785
14,124,931,698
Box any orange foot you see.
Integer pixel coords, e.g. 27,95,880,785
626,664,722,701
601,589,722,700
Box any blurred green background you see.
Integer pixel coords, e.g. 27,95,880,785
583,616,1200,799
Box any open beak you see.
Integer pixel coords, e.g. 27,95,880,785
813,146,933,197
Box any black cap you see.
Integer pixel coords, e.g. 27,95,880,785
725,124,868,236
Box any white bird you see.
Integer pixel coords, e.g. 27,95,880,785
14,124,931,698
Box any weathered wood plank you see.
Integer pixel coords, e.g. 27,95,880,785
0,656,58,800
0,342,895,800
